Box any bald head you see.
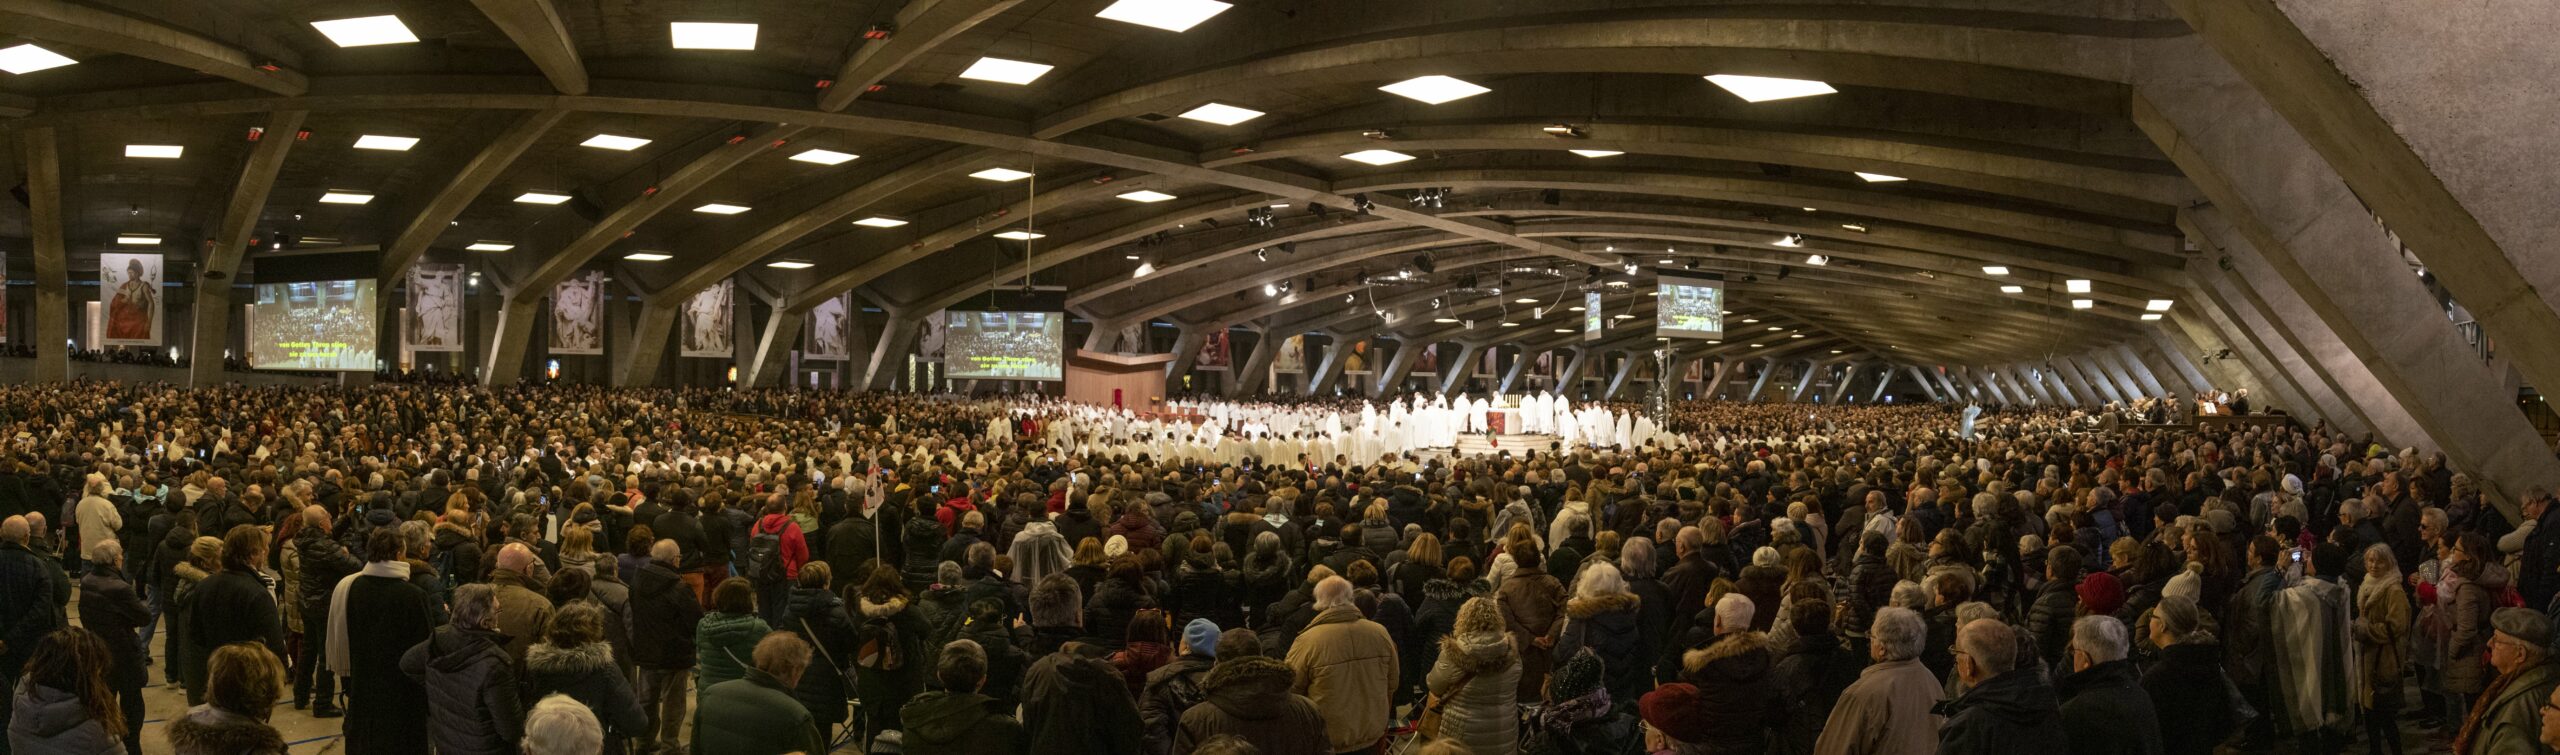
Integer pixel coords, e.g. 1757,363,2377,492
304,505,332,529
0,517,26,545
496,542,536,574
650,539,680,565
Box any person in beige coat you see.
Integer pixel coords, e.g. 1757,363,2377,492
1812,606,1944,755
2352,545,2411,753
1285,576,1398,754
1423,597,1519,754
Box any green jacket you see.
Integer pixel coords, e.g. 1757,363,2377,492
2467,661,2560,755
693,668,823,755
693,611,770,690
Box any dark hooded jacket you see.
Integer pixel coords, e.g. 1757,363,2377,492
1658,631,1785,755
627,560,702,670
1137,654,1215,755
1021,646,1145,755
1174,655,1332,755
897,690,1026,755
525,642,648,755
1936,665,2068,754
1554,592,1648,700
2057,658,2165,755
9,682,120,755
1769,629,1864,755
163,705,283,755
775,584,856,727
398,626,524,755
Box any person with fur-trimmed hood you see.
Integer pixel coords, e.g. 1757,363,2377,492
1423,596,1520,755
1642,593,1785,755
850,563,931,747
1552,562,1648,700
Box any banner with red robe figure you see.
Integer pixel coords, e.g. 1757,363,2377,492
1197,329,1231,370
100,253,163,346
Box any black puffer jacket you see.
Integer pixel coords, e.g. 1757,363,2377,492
525,642,648,753
1769,630,1864,755
1554,592,1649,700
776,585,856,726
1168,563,1241,630
2023,578,2080,668
1085,577,1154,650
1670,631,1785,755
399,626,523,755
2056,658,2164,755
628,562,703,670
1937,665,2068,754
295,526,364,615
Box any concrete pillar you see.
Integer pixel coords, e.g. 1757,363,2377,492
1499,347,1531,395
1374,340,1420,394
855,315,914,390
1830,363,1864,404
2143,330,2215,397
2171,283,2331,426
1959,367,2005,405
1308,334,1348,394
1163,326,1206,390
1703,359,1733,401
2088,353,2146,405
1439,342,1482,394
2004,364,2056,406
480,296,542,385
2038,364,2082,408
2061,357,2123,406
1554,347,1591,397
14,129,68,383
613,301,678,387
1744,359,1780,401
2161,1,2560,410
1932,369,1965,403
1871,367,1898,403
1597,351,1635,400
1788,360,1823,402
1905,366,1941,402
741,307,806,388
2184,256,2370,433
1229,332,1276,397
2111,345,2171,398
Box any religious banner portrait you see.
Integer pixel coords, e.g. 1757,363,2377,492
1197,329,1231,370
1412,343,1440,377
548,269,605,355
1272,334,1306,373
913,309,947,362
681,279,735,358
1478,346,1497,377
1343,338,1372,375
99,253,163,346
803,293,852,361
405,263,463,352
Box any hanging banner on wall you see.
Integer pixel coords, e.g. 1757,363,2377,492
1272,334,1306,373
405,263,463,353
1412,343,1440,377
99,253,163,346
1197,330,1231,371
803,293,852,361
912,309,946,363
1343,339,1372,375
1478,346,1497,377
548,270,605,355
680,279,735,358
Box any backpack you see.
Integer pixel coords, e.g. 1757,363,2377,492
745,522,786,585
431,548,460,591
856,616,905,671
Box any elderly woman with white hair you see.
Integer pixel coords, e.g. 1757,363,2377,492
1810,606,1944,755
521,694,602,755
1553,562,1647,700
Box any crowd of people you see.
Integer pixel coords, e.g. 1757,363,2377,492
0,381,2541,755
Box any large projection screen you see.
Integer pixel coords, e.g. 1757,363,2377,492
1656,272,1727,339
246,279,379,371
945,311,1065,381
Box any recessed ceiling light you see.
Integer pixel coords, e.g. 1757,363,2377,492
465,241,514,252
1095,0,1234,32
1568,150,1623,158
1613,314,1634,320
2140,313,2163,321
1554,328,1574,334
514,192,572,205
1378,75,1489,105
1855,172,1907,183
1804,254,1829,266
958,57,1054,85
318,191,374,205
694,203,750,215
789,149,858,165
2065,279,2091,293
2146,299,2174,311
581,134,651,151
1514,298,1538,304
1501,322,1519,327
124,145,183,159
2071,299,2094,309
1790,333,1805,338
1433,318,1459,324
1982,266,2010,275
1176,102,1263,126
1133,262,1156,278
1657,259,1676,265
1831,350,1844,354
970,167,1033,182
1840,223,1868,233
1703,74,1837,103
1767,326,1783,331
115,235,158,246
766,261,814,270
2000,285,2024,294
1567,306,1585,312
1740,318,1758,323
0,44,77,75
1752,343,1766,348
1341,149,1414,166
310,15,418,47
624,252,674,262
670,22,758,50
1116,190,1176,203
352,135,418,151
852,217,908,228
994,231,1046,240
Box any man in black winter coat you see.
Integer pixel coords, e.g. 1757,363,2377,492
1938,619,2066,754
187,526,286,706
293,506,362,716
77,540,150,755
630,539,705,755
2057,615,2164,755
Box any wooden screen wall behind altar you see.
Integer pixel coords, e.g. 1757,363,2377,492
1064,350,1175,411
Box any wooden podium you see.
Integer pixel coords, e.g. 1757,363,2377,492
1066,350,1175,410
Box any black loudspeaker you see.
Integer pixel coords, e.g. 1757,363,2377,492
1413,254,1435,274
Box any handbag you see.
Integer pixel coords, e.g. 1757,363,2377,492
1417,666,1483,740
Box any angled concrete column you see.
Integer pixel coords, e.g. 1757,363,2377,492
1870,367,1897,403
480,296,544,386
2163,1,2560,409
1373,340,1421,394
1831,364,1864,404
1787,360,1822,402
613,301,678,387
1439,343,1482,394
1308,335,1348,394
1744,359,1780,402
1229,333,1275,397
2064,357,2125,406
1703,359,1732,401
742,307,807,388
1958,367,2005,405
2088,353,2147,405
2164,309,2323,425
2129,339,2198,397
1600,351,1639,400
14,129,68,382
1932,369,1966,403
192,111,306,386
1080,323,1116,352
2005,364,2057,406
1905,367,1941,402
1163,326,1205,386
1499,347,1531,395
2028,363,2079,407
2051,358,2107,407
2186,256,2370,433
1554,347,1591,397
859,315,916,390
2110,345,2171,398
2136,63,2560,507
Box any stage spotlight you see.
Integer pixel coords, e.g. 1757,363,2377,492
1263,283,1278,297
1414,253,1436,274
1279,242,1297,254
1351,194,1373,214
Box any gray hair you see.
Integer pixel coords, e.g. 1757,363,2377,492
2151,594,2209,643
650,539,681,564
2073,615,2130,663
1714,593,1755,633
451,583,500,631
1312,576,1355,610
1871,607,1927,661
88,539,123,564
936,561,964,586
522,694,603,755
1574,562,1627,600
1954,601,2000,626
1619,537,1658,580
1889,580,1927,610
400,521,433,560
1958,619,2019,675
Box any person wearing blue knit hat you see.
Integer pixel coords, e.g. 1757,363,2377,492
1141,618,1221,755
